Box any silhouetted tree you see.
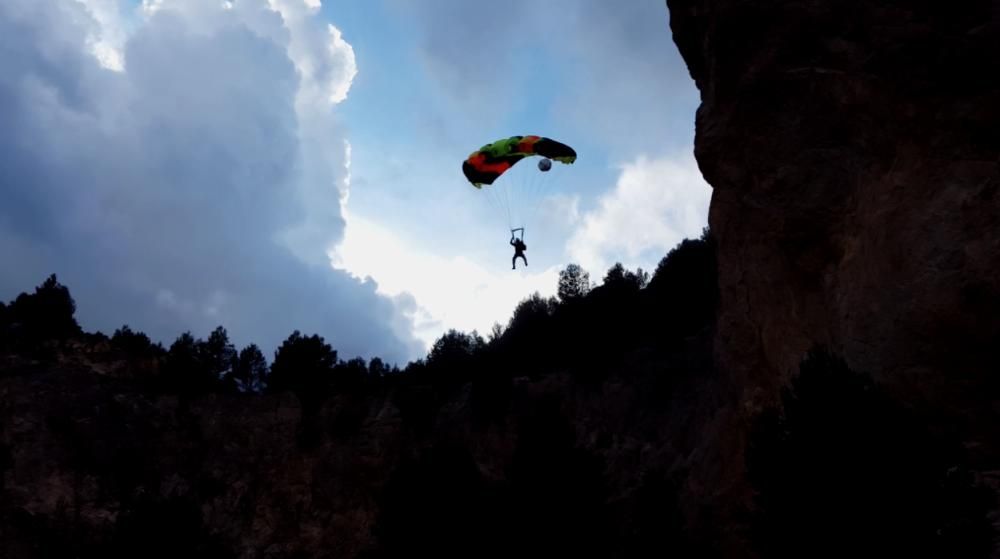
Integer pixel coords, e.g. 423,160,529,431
746,350,994,559
645,228,717,338
201,326,237,385
109,325,164,382
368,357,391,377
546,261,640,381
111,324,153,355
602,263,649,292
335,356,369,392
488,322,504,344
268,331,338,446
557,263,591,302
498,293,556,372
508,293,555,328
391,360,440,433
268,331,337,397
163,332,215,393
5,274,81,343
233,344,268,393
111,325,160,357
324,357,371,437
428,330,485,363
426,329,484,385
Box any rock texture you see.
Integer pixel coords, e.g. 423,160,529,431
0,362,394,557
668,0,1000,484
0,336,721,558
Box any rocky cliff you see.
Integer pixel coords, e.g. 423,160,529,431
668,0,1000,505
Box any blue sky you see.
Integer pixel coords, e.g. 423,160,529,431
0,0,708,361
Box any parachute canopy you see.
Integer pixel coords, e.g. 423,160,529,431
462,135,576,188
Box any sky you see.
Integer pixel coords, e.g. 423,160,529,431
0,0,709,363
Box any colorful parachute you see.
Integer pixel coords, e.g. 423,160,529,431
462,135,576,188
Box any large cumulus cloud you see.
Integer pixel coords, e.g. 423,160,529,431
0,0,422,362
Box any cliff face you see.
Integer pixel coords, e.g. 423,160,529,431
668,0,1000,457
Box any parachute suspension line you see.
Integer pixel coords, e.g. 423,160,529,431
484,179,510,232
525,175,539,229
483,184,504,230
484,182,511,234
521,163,548,233
461,135,577,240
531,164,547,211
522,162,534,227
496,184,510,231
481,183,495,215
502,177,514,229
483,160,563,237
522,166,541,230
501,186,514,232
487,184,500,225
514,163,541,230
514,168,528,229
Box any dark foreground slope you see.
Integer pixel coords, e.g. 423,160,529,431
2,229,994,558
0,241,730,558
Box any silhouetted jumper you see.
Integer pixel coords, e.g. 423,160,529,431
511,234,527,269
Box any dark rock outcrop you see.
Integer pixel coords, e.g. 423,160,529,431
667,0,1000,550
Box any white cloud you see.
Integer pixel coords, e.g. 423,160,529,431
262,0,358,264
141,0,164,15
251,0,356,109
332,211,560,350
0,0,422,362
73,0,130,71
322,24,356,104
568,153,711,274
133,0,358,266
